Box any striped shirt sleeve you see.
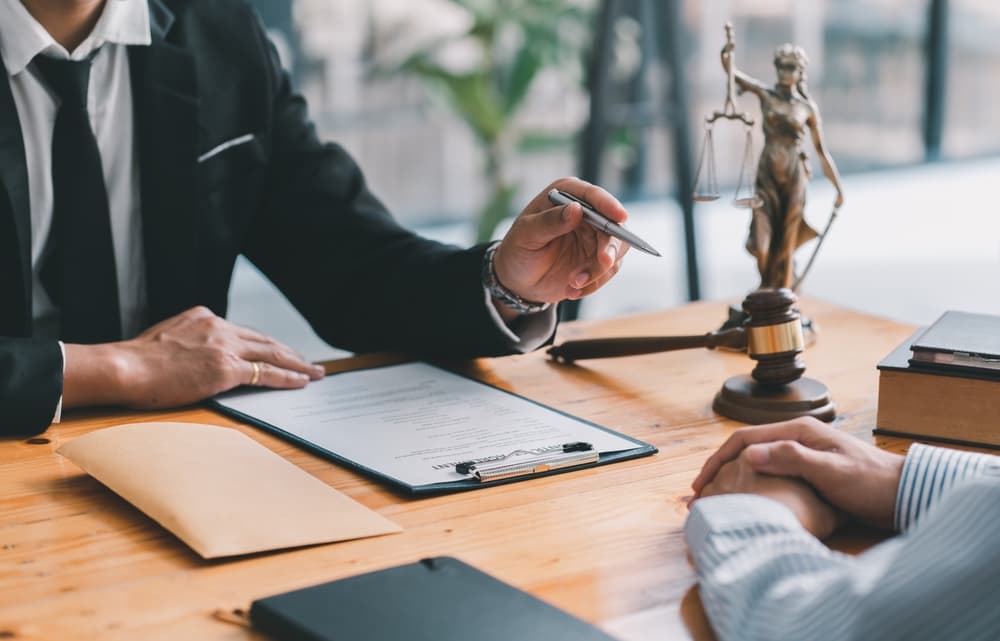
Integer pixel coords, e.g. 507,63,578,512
894,442,999,531
685,454,1000,641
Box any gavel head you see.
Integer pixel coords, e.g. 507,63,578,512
742,288,806,386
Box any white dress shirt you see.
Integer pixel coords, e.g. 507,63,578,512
685,443,1000,641
0,0,151,341
1,0,553,425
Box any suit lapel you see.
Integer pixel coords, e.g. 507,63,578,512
0,53,32,335
130,0,200,324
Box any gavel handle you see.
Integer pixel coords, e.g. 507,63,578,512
547,327,746,363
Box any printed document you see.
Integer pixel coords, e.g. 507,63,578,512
215,362,639,487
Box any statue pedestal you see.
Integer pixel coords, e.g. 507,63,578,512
713,375,835,424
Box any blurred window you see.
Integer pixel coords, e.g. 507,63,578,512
943,0,1000,158
691,1,928,191
251,0,991,226
250,0,590,232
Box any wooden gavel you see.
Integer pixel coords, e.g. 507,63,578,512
549,288,807,387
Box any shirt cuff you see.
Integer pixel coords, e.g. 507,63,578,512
894,442,998,532
685,494,808,567
482,286,557,353
52,341,65,424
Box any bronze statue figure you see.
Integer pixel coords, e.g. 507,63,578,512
721,39,845,290
545,26,844,424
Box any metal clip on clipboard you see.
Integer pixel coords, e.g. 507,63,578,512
455,443,598,483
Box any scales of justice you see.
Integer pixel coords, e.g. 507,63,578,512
549,24,845,424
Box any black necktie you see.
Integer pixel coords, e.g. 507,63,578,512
34,54,122,344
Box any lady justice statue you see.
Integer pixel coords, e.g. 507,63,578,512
545,25,846,424
721,28,845,290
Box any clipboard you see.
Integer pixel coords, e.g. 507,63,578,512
212,361,656,496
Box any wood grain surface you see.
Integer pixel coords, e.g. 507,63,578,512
0,298,925,640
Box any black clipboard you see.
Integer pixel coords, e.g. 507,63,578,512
211,361,656,496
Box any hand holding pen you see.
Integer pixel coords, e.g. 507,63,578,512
490,178,659,310
546,190,660,257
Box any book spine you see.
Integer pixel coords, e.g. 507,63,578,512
876,370,1000,448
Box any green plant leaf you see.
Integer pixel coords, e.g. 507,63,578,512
502,46,542,115
441,72,506,142
517,130,575,153
378,0,596,240
476,183,519,242
402,58,507,143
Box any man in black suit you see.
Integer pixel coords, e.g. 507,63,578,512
0,0,629,435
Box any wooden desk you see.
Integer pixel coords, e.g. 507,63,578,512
0,299,919,640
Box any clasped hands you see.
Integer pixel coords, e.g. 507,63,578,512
690,417,906,539
63,178,628,410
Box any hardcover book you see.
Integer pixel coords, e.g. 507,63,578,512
876,330,1000,449
909,310,1000,374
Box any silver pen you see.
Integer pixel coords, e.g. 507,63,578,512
467,450,600,483
547,189,661,257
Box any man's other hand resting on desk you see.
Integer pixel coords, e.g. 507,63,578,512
685,417,1000,641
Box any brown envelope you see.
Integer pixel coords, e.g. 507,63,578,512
57,422,401,558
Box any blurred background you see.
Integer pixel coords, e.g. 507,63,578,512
231,0,1000,360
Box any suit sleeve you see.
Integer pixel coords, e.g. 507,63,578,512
0,338,62,436
240,18,549,359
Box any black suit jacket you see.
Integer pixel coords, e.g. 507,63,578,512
0,0,549,436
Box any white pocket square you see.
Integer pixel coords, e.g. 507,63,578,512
197,133,255,163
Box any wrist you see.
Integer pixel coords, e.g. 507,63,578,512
867,451,904,529
483,242,551,316
490,297,522,323
759,484,839,539
62,342,132,408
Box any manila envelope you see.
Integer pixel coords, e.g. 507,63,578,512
57,421,401,558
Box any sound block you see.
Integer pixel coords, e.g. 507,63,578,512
713,375,835,424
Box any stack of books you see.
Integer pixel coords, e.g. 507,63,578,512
876,311,1000,448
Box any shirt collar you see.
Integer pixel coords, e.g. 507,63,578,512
0,0,152,76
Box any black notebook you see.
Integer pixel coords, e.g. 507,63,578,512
909,310,1000,373
250,557,619,641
